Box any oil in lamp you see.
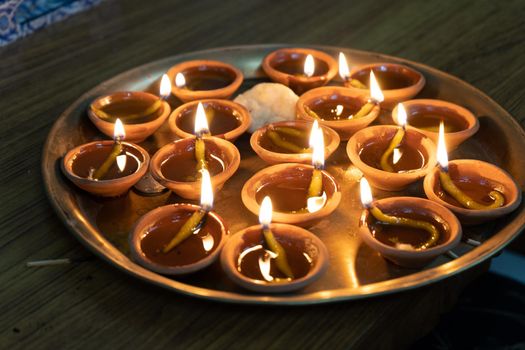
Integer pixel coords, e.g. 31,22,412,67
129,168,229,275
346,62,426,107
220,195,329,292
88,73,172,142
391,99,479,150
296,71,383,140
423,122,521,224
150,101,240,199
261,47,338,94
360,178,440,249
167,60,243,102
241,121,341,227
168,98,252,142
62,118,149,197
346,102,437,191
358,177,462,268
249,120,340,164
162,168,214,253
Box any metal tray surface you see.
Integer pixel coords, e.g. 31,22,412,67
42,45,525,305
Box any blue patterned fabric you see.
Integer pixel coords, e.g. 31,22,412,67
0,0,101,46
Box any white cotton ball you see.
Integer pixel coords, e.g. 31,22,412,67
234,83,299,133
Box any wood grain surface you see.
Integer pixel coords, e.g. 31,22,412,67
1,0,523,349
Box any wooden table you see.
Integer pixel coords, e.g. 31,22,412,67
1,1,523,348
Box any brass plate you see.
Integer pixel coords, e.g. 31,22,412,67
42,45,525,305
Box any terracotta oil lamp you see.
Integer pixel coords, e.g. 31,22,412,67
168,99,251,142
62,119,149,197
296,70,384,140
347,103,437,191
262,48,338,94
392,99,479,150
220,196,329,293
129,169,228,275
150,102,240,200
242,122,341,227
358,177,462,268
166,60,243,102
345,61,425,108
423,123,522,225
250,119,340,164
88,74,172,143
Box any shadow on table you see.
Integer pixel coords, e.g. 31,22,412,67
412,273,525,349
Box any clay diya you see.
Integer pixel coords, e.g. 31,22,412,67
151,102,240,199
423,124,521,225
243,124,341,227
150,137,240,200
392,99,479,150
166,60,243,102
346,62,425,107
347,104,436,191
221,196,329,293
169,99,251,142
130,169,228,275
88,74,172,143
250,119,340,164
296,72,384,140
62,119,149,197
262,48,338,94
358,178,462,268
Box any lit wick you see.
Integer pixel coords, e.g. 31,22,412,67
159,73,172,100
352,71,384,119
194,102,210,173
163,168,213,253
175,72,186,89
436,122,504,209
380,103,407,172
338,52,367,89
306,120,323,188
307,121,327,213
360,177,439,250
92,118,125,180
304,54,315,78
259,196,294,279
